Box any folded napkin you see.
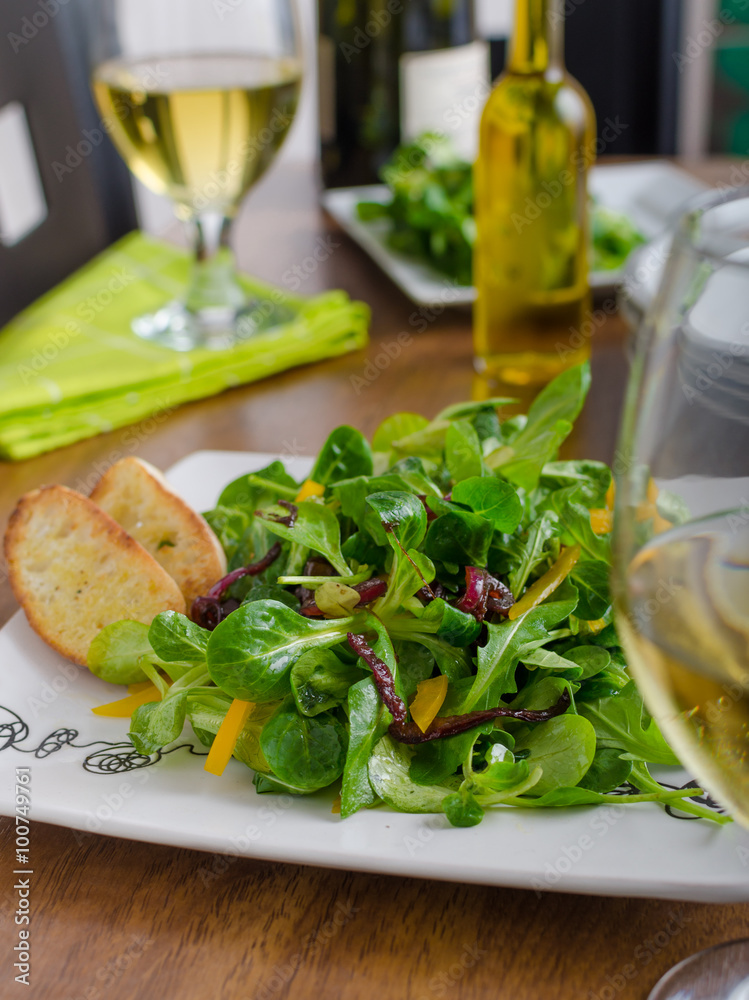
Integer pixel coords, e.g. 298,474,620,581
0,232,369,461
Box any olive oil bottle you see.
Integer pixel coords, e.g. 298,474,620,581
473,0,595,386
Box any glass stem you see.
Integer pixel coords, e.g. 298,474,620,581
184,211,246,316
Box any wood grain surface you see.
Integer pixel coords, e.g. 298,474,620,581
0,158,747,1000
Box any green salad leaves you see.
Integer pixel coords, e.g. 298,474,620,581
86,362,727,828
357,134,646,285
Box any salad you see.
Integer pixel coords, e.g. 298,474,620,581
87,363,725,828
356,134,646,286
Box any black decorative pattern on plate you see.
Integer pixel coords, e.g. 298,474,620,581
0,704,207,774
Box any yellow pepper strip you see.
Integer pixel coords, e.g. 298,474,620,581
585,618,608,634
509,545,582,621
204,699,254,777
410,675,449,734
589,508,613,535
653,512,671,535
637,478,671,532
127,681,156,694
295,479,326,503
92,683,163,717
331,795,342,815
605,479,616,511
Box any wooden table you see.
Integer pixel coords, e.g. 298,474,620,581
1,158,747,1000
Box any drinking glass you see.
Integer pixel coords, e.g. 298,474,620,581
613,186,749,998
89,0,303,350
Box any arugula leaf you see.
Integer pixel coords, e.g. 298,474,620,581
218,460,298,510
578,680,679,766
414,598,482,647
129,691,188,755
436,398,516,421
544,487,611,563
203,505,253,565
393,640,436,698
570,560,611,619
390,631,471,683
340,619,401,816
451,477,523,533
291,648,363,716
368,735,459,813
423,510,494,569
392,419,452,458
540,460,611,508
148,612,209,663
341,678,388,817
388,457,442,498
442,787,484,827
445,420,483,482
207,600,356,702
366,491,427,550
379,547,435,619
260,696,348,792
514,715,596,796
467,585,578,710
489,421,573,492
578,747,632,793
563,645,611,679
372,413,429,456
508,511,561,597
259,501,350,575
310,426,373,486
487,363,591,490
87,621,153,685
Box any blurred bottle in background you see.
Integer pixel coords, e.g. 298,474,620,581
473,0,595,386
318,0,489,187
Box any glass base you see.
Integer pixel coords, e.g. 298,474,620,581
131,299,296,352
648,939,749,1000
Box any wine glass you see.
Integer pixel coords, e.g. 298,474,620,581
613,186,749,999
89,0,303,351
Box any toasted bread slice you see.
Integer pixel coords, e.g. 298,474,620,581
89,457,226,607
4,485,186,666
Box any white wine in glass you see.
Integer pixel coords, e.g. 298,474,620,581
614,186,749,999
90,1,302,350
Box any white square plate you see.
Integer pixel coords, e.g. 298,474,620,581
1,450,747,902
321,162,709,307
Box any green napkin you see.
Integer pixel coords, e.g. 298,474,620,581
0,232,369,461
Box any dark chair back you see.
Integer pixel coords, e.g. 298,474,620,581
0,0,136,326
